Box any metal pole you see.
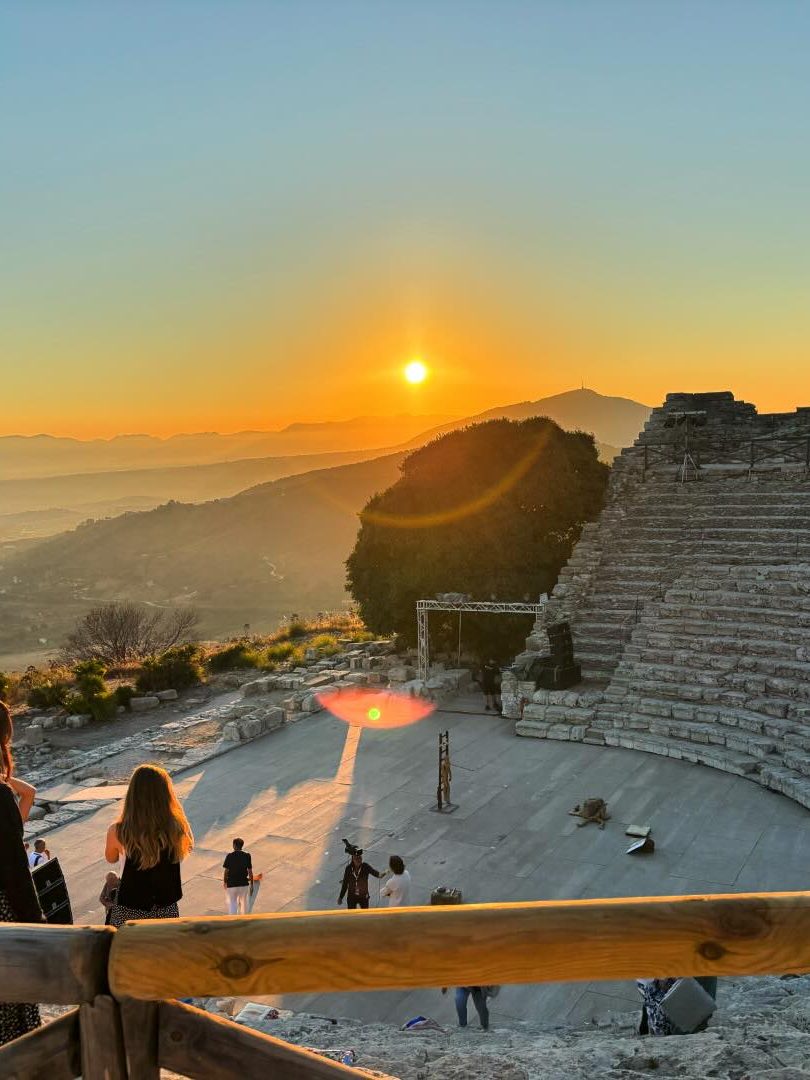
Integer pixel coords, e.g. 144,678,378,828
417,603,429,682
457,611,462,668
437,732,443,811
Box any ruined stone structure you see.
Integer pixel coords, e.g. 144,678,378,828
512,392,810,809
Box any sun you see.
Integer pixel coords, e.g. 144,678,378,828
404,359,428,384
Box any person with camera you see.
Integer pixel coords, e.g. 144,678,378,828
338,844,382,910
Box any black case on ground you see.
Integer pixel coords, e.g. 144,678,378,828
31,857,73,925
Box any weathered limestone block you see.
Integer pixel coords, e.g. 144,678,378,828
156,689,178,701
130,696,161,712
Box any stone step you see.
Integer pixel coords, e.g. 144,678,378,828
631,629,810,660
639,616,810,641
614,526,810,541
597,689,809,735
620,516,810,531
608,670,807,720
602,730,762,775
653,602,810,627
625,644,810,679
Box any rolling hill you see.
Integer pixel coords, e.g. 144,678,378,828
0,454,405,661
0,389,652,666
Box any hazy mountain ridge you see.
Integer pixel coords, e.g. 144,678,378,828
0,414,453,480
0,390,649,665
403,388,651,450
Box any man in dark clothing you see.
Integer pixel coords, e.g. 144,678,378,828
223,837,253,915
480,659,502,713
338,849,381,909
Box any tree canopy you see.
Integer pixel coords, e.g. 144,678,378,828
346,417,609,661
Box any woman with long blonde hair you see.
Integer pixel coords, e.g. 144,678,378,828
105,764,193,927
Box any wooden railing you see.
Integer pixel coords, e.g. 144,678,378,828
641,434,810,477
2,892,810,1079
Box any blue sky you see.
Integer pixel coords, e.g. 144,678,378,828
2,2,809,434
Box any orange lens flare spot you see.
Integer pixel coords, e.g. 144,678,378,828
316,689,435,729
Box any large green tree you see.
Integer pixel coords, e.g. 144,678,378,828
346,417,609,661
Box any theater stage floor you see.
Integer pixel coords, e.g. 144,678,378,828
47,692,810,1029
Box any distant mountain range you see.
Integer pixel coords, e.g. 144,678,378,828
0,389,647,541
0,414,454,480
0,389,652,665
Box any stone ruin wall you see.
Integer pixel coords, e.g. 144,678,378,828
508,392,810,810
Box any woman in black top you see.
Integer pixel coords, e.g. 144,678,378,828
105,764,193,927
338,849,382,909
0,702,44,1046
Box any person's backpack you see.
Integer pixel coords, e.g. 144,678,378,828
482,985,501,998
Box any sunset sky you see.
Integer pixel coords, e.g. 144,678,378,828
3,3,810,437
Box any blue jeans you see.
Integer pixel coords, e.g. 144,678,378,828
455,986,489,1029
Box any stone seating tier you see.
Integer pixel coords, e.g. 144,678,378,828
514,395,810,808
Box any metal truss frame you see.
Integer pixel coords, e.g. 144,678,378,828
416,598,547,681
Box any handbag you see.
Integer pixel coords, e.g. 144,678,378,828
660,977,716,1033
31,857,73,924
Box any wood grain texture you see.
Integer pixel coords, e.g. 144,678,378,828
0,1008,80,1080
0,923,113,1004
108,892,810,1000
79,995,127,1080
120,999,159,1079
157,1000,366,1079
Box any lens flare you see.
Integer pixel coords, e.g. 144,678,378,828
316,688,435,729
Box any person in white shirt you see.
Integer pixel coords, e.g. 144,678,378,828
27,838,49,868
381,855,411,907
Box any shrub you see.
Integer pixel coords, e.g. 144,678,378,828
309,633,340,656
286,619,308,639
137,644,204,693
65,690,116,722
26,677,70,710
113,684,137,710
265,640,295,662
73,659,107,696
208,643,263,672
0,672,10,701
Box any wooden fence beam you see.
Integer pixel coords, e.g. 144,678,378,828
109,892,810,1001
0,924,113,1004
79,995,128,1080
0,1008,80,1080
157,1000,367,1079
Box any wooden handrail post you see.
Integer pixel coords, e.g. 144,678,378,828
120,1000,159,1080
79,996,128,1080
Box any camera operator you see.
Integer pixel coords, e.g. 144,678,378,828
338,843,381,910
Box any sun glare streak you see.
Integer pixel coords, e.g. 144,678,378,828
335,723,362,784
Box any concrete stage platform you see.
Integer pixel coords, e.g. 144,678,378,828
46,691,810,1029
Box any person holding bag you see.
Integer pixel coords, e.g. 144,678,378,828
0,702,44,1045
